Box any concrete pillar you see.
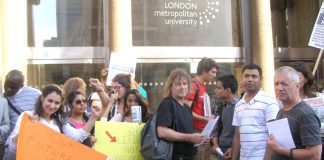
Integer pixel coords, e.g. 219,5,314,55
109,0,132,54
0,0,7,93
251,0,275,96
0,0,29,89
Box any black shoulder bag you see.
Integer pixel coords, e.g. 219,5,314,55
6,98,21,115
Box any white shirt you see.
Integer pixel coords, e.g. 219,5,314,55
232,90,279,160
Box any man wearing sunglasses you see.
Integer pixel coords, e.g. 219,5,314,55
3,70,41,134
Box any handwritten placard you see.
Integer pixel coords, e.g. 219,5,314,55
16,114,107,160
94,122,145,160
106,53,137,86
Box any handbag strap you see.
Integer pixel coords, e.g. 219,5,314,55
169,97,179,131
6,98,21,115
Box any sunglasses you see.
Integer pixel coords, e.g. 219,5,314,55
75,99,86,105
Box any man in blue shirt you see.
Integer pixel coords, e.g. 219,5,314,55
3,70,41,133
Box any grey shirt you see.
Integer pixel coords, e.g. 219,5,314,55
211,97,239,150
270,101,322,160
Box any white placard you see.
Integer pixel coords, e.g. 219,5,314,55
309,2,324,49
266,118,296,149
106,53,137,86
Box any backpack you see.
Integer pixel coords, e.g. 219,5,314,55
140,98,177,160
191,79,200,109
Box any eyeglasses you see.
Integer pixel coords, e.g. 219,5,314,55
75,99,86,105
112,85,123,90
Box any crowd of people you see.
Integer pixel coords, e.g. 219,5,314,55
0,57,323,160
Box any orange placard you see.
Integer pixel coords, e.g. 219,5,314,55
16,114,107,160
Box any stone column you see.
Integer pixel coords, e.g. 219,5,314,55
251,0,275,96
109,0,132,55
0,0,7,92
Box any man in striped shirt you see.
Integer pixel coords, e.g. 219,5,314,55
231,64,279,160
268,66,322,160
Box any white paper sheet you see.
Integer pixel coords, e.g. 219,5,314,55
266,118,296,149
204,93,211,117
195,116,219,147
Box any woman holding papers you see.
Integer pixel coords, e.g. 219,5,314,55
156,68,205,159
109,89,151,123
3,84,101,160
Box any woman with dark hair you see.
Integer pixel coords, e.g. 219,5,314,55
110,89,150,122
67,90,96,147
4,84,101,159
289,61,324,98
101,73,132,121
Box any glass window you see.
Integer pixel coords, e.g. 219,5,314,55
132,0,240,46
27,64,104,94
28,0,104,47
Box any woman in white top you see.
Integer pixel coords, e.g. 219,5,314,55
3,84,101,160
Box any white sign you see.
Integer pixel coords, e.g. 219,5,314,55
309,2,324,49
266,118,296,149
106,53,137,86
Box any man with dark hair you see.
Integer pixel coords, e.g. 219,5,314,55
268,66,322,160
3,70,41,133
211,74,239,160
231,64,279,160
185,57,218,159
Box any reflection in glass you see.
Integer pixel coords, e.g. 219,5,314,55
29,0,104,47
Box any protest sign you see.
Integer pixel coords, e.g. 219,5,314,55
309,2,324,49
16,114,107,160
304,97,324,134
106,53,137,86
94,122,145,160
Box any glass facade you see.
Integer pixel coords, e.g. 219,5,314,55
25,0,324,109
29,0,104,47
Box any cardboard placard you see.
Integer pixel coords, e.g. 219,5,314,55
16,114,108,160
94,121,145,160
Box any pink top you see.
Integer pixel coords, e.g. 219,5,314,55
68,118,86,129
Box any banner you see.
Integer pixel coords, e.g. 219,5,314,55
94,122,145,160
17,114,108,160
